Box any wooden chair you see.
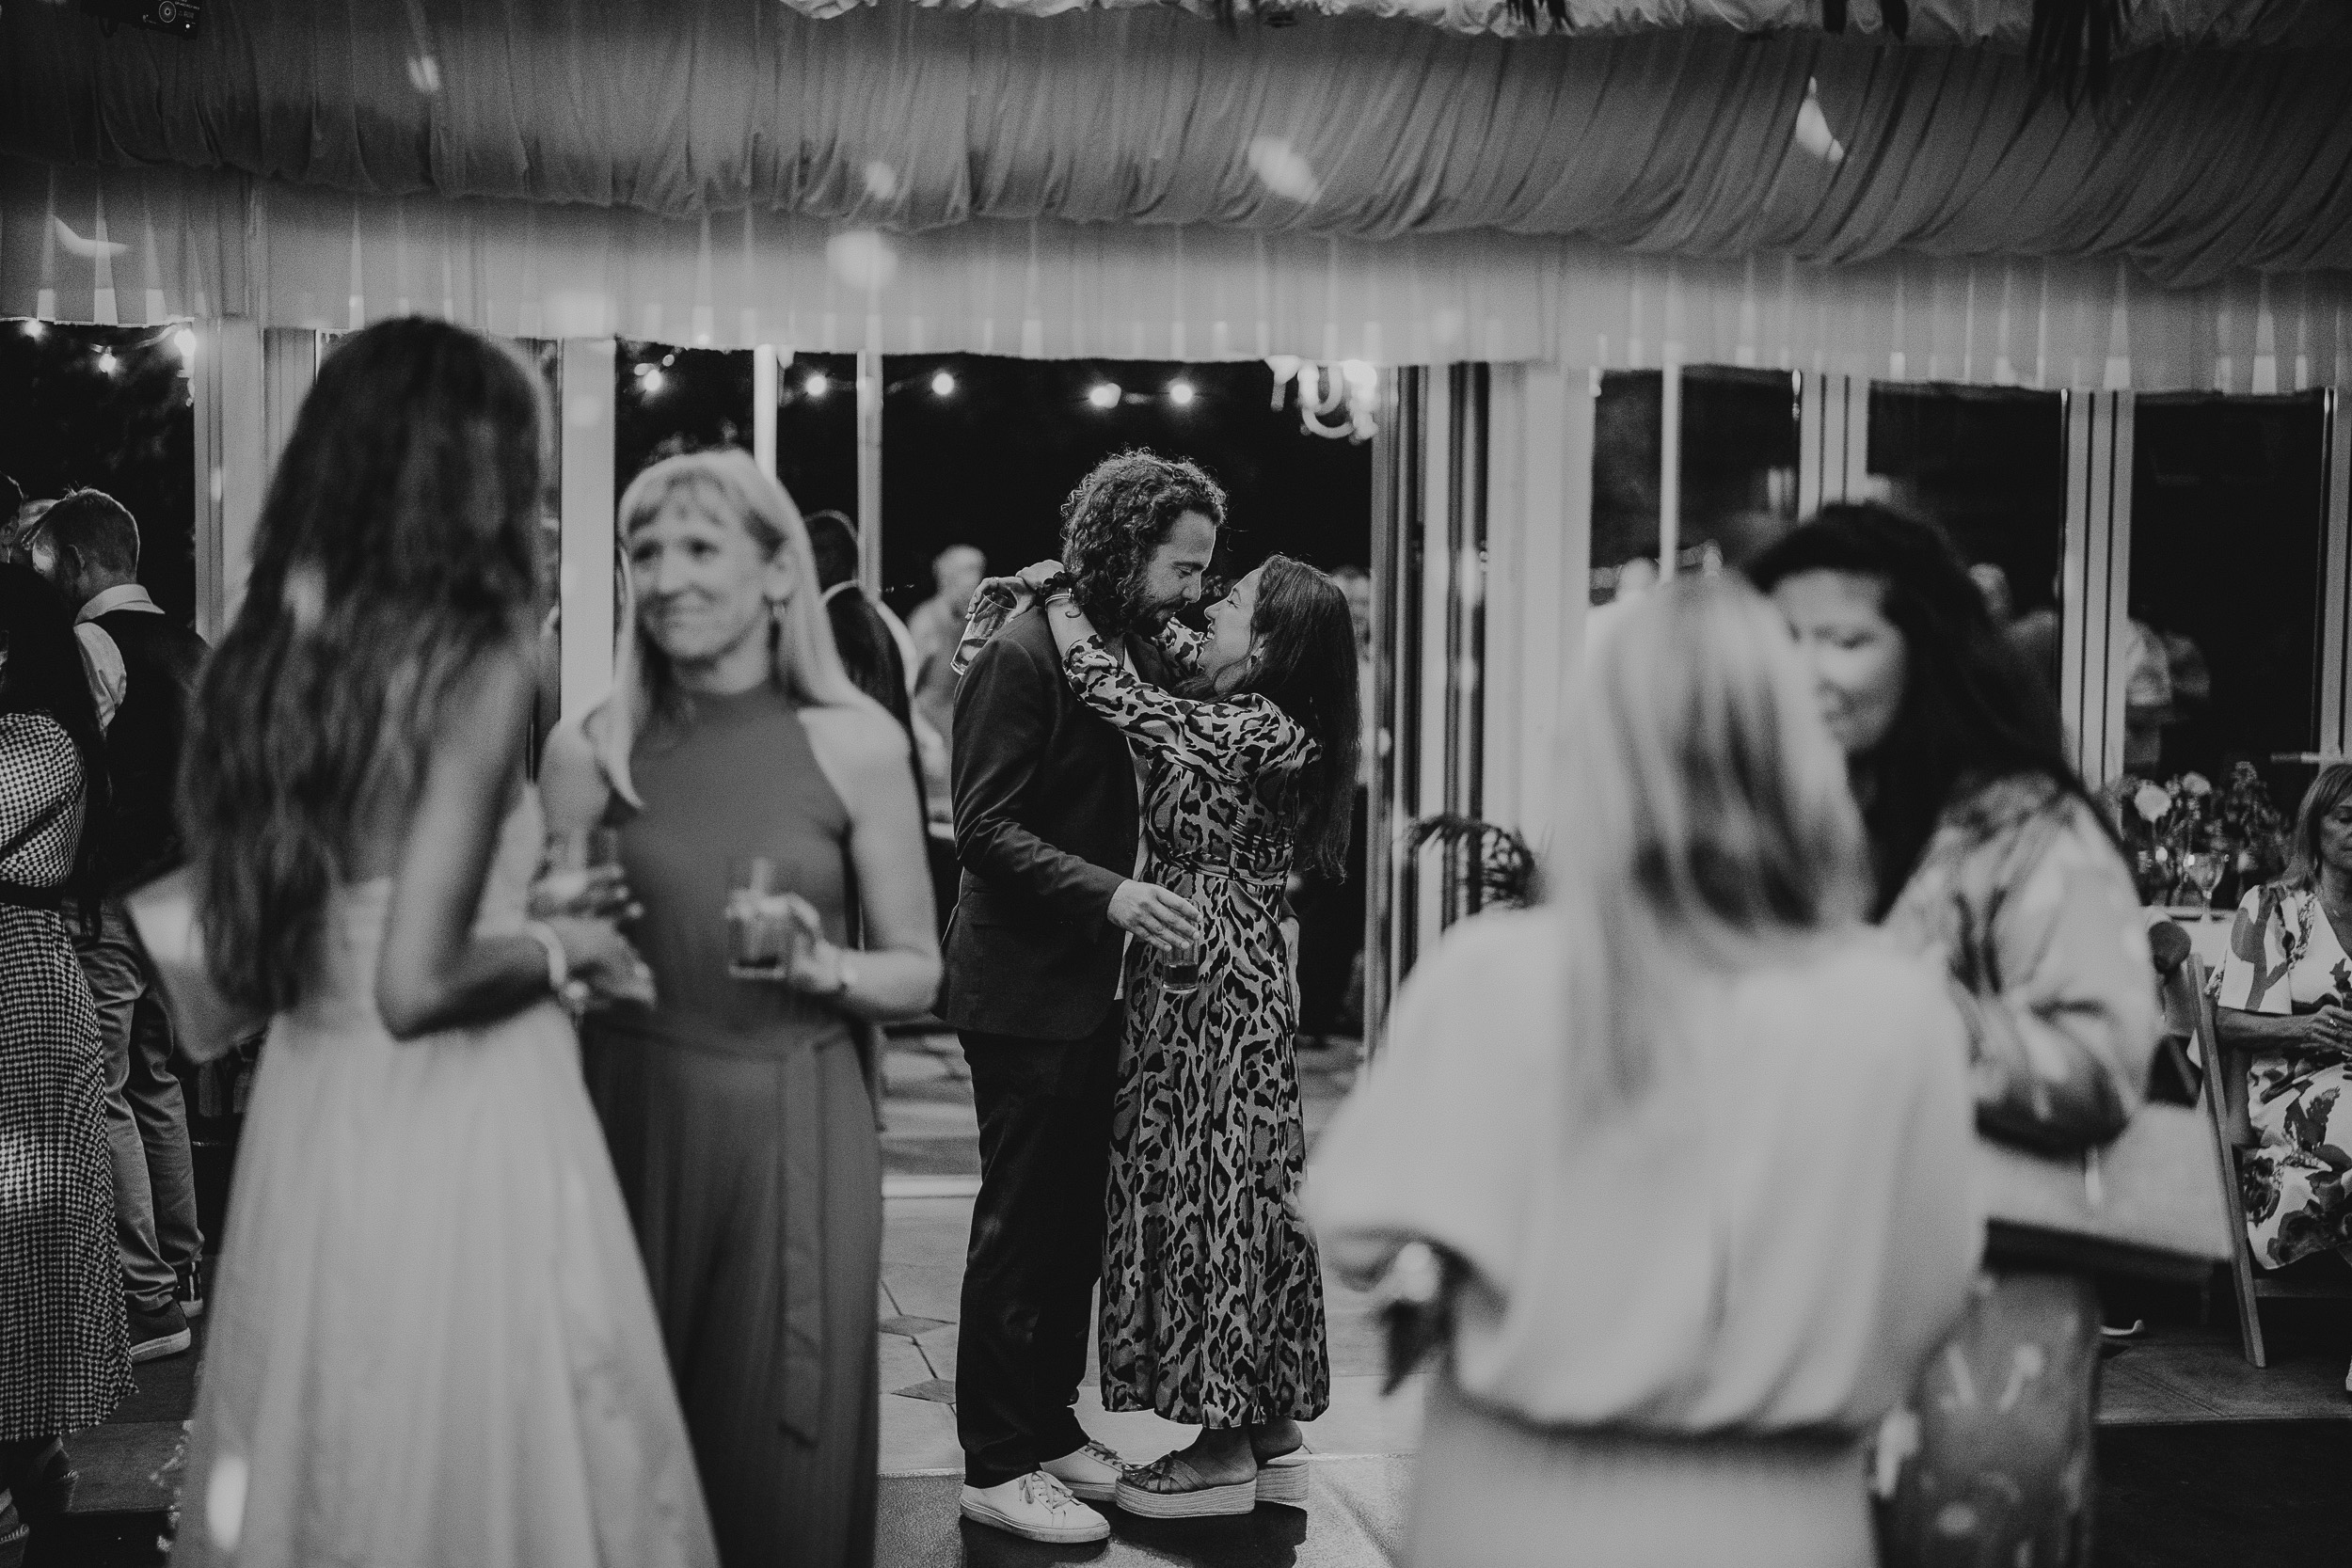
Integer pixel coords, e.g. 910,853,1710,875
2182,955,2352,1366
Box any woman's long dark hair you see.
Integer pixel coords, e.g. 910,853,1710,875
1747,503,2109,915
1212,555,1359,878
180,319,547,1012
0,563,109,923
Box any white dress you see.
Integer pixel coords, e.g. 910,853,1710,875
173,793,717,1568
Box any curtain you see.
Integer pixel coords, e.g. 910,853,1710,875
4,5,2348,288
787,0,2348,49
7,155,2348,389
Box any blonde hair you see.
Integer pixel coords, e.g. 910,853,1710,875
1552,575,1874,1115
588,449,877,806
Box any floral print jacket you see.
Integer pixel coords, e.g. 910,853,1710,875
1883,773,2161,1154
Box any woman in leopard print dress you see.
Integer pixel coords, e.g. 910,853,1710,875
1034,554,1359,1518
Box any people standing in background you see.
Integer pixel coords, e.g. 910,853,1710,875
0,564,131,1545
0,471,22,558
1307,577,1979,1568
23,489,209,1363
174,318,713,1568
908,544,987,822
1751,504,2157,1568
543,451,940,1568
1295,563,1372,1046
807,509,930,890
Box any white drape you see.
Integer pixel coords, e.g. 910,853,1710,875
6,156,2347,391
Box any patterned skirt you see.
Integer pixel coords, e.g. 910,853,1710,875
0,906,131,1439
1099,889,1329,1428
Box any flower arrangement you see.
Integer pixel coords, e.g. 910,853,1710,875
2101,762,2287,908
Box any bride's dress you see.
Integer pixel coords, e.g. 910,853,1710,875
173,794,716,1568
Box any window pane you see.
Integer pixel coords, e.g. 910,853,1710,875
1679,366,1798,570
615,340,753,486
775,352,856,523
1590,370,1660,599
0,321,197,622
2127,392,2327,791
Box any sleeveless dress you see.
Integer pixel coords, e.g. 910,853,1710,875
580,685,882,1568
0,712,129,1440
173,790,718,1568
1058,633,1333,1429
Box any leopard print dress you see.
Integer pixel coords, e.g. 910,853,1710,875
1064,632,1332,1429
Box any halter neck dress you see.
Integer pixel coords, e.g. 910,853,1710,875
580,683,882,1568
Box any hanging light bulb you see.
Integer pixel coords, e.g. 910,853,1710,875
640,367,666,394
173,325,198,362
930,369,957,397
1088,382,1121,410
97,349,119,374
1168,379,1197,408
22,319,46,340
804,371,830,398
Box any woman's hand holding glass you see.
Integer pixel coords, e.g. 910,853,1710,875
537,916,659,1009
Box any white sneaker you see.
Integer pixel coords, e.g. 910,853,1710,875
960,1471,1112,1544
1041,1438,1131,1503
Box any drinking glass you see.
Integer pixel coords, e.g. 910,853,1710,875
2185,848,2226,915
540,827,623,911
726,856,803,979
1159,874,1203,999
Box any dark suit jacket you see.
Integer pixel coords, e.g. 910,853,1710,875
92,606,207,894
938,606,1162,1040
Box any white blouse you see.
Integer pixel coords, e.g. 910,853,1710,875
1305,908,1982,1434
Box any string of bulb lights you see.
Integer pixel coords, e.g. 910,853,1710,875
13,317,200,378
619,349,1375,440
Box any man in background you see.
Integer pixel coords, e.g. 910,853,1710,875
24,489,210,1363
1294,563,1374,1046
907,544,988,824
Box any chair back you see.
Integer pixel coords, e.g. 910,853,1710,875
2184,956,2258,1148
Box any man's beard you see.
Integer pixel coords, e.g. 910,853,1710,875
1079,563,1175,638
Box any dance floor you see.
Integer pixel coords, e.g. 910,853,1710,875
6,1031,2344,1567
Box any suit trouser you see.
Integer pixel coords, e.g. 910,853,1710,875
75,896,204,1309
954,1012,1121,1489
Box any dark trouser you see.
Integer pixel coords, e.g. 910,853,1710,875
955,1013,1121,1489
76,897,203,1310
1295,787,1369,1039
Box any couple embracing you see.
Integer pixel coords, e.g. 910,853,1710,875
943,451,1361,1543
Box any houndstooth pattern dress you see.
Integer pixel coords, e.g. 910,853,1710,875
0,712,130,1439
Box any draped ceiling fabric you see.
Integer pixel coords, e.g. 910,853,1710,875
1,2,2347,383
786,0,2352,49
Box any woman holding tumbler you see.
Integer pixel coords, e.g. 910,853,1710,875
542,450,940,1568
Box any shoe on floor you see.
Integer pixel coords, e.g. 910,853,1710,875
1256,1447,1311,1508
961,1472,1110,1544
175,1259,206,1321
1114,1453,1259,1519
1040,1438,1130,1504
127,1299,192,1363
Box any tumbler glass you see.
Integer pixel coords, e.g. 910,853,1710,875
1160,874,1202,999
540,827,623,912
726,856,803,979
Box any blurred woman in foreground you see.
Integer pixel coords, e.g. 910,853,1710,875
174,320,712,1567
1752,504,2156,1568
1306,577,1980,1568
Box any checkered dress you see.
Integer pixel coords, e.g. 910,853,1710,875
0,712,130,1439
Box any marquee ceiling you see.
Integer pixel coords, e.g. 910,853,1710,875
0,0,2344,289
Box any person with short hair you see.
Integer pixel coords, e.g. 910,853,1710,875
907,543,987,820
22,487,211,1361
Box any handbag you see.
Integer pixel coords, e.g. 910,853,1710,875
123,864,268,1065
1976,1101,2234,1282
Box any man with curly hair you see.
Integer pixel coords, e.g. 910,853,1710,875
943,450,1221,1544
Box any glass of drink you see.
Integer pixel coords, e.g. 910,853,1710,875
539,827,624,916
1160,876,1203,1000
726,856,803,979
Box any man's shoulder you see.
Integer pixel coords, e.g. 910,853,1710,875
969,604,1056,667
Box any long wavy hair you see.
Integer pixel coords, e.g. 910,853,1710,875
1060,451,1226,637
1552,576,1873,1116
1204,556,1359,877
2281,763,2352,895
0,564,109,923
180,319,547,1012
586,451,879,807
1747,502,2110,916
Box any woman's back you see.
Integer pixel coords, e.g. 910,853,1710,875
1310,906,1979,1434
